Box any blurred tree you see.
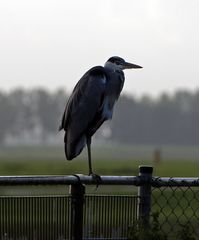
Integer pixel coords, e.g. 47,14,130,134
0,92,12,144
111,94,139,143
1,88,199,145
8,89,34,137
190,90,199,144
30,88,68,140
112,90,199,145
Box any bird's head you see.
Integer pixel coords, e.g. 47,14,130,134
105,56,142,71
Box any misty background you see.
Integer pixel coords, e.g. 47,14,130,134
1,0,199,160
1,88,199,147
1,0,199,96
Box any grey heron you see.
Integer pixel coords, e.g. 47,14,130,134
59,56,142,177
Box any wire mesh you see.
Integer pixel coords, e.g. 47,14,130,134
152,185,199,239
83,195,138,239
0,194,138,240
1,174,199,240
0,195,71,240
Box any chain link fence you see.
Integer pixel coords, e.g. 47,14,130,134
0,168,199,239
151,178,199,240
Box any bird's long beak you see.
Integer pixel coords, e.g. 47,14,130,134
124,62,142,69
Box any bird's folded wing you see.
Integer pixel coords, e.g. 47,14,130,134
60,66,107,141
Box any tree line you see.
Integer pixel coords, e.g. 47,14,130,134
0,88,199,145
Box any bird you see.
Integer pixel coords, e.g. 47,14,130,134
59,56,142,177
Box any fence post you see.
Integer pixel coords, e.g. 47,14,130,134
138,165,153,228
69,183,85,240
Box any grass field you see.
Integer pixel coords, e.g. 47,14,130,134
0,145,199,177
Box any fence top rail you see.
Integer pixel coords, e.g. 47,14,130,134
0,175,142,186
0,175,199,187
152,177,199,187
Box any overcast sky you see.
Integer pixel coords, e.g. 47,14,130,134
0,0,199,97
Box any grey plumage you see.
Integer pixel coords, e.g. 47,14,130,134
59,56,142,175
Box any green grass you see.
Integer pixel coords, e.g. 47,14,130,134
0,158,199,177
0,145,199,177
0,157,199,177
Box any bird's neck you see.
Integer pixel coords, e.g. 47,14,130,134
104,62,123,73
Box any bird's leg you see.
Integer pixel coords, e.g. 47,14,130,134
86,136,93,175
86,136,102,186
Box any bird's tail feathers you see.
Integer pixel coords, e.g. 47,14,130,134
64,133,73,160
64,133,86,160
64,143,73,160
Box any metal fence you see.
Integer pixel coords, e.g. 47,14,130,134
0,167,199,239
0,195,71,240
152,177,199,239
84,195,138,239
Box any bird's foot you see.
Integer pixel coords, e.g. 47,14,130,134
72,174,82,184
89,173,102,188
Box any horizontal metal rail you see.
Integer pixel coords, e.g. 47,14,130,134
0,174,199,187
152,177,199,187
0,175,142,186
